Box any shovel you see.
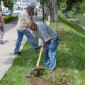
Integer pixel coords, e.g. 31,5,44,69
36,47,43,68
27,47,45,77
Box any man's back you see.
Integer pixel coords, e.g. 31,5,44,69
37,22,57,42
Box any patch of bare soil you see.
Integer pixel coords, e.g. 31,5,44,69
29,77,44,85
28,77,57,85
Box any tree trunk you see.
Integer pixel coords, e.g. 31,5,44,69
49,0,57,21
45,0,50,16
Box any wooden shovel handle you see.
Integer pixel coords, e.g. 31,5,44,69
36,47,43,68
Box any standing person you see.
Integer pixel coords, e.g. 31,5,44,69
28,22,58,71
14,6,40,54
44,9,47,17
0,10,5,44
34,8,37,17
32,11,34,18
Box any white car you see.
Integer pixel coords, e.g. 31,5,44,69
3,11,11,16
13,9,22,16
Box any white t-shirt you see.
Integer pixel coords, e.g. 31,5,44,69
16,10,31,31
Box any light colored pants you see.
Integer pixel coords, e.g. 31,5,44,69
0,27,4,41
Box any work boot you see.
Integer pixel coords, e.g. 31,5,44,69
14,52,21,55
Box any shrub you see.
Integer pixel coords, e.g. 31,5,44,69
4,16,18,23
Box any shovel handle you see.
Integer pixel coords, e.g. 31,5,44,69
36,47,43,68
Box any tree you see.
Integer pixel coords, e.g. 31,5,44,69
65,0,83,12
37,0,57,21
2,0,14,12
37,0,84,21
57,0,66,9
49,0,57,21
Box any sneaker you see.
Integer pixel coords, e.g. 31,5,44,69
0,40,4,44
14,52,21,55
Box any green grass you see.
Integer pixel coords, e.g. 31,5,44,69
0,21,85,85
83,13,85,16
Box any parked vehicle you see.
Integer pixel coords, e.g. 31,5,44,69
13,9,22,14
3,11,10,16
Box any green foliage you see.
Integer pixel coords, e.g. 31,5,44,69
2,0,14,11
59,0,84,12
80,1,85,13
58,12,84,33
4,16,18,23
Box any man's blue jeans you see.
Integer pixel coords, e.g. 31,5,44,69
14,29,39,53
44,37,58,71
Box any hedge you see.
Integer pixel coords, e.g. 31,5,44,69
3,16,18,23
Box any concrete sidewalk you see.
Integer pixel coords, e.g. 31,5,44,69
0,27,27,80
